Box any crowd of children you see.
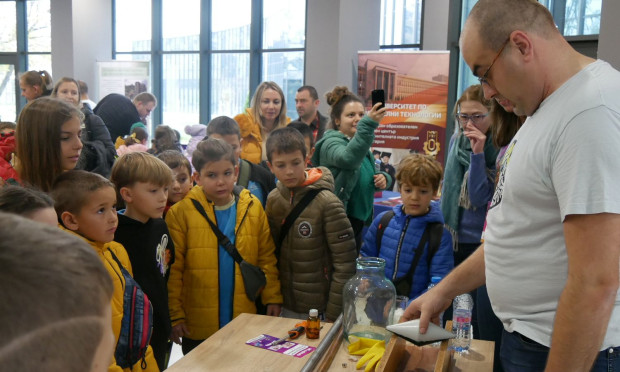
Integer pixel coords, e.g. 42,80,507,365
1,81,459,372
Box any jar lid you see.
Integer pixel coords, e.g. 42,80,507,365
309,309,318,317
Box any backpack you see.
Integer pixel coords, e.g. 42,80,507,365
108,249,153,369
375,210,443,269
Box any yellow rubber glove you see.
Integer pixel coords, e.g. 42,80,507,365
347,337,382,355
356,340,385,372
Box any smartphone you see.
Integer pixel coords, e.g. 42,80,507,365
371,89,385,110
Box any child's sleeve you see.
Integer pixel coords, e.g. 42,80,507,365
323,195,357,320
429,227,455,280
255,207,283,305
361,214,382,258
165,206,188,327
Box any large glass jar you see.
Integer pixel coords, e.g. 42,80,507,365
342,257,396,345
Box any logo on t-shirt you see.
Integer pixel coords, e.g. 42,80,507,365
490,139,517,210
155,234,171,276
297,221,312,238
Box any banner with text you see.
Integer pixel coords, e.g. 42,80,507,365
358,51,450,166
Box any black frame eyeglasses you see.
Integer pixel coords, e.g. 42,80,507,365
478,38,510,85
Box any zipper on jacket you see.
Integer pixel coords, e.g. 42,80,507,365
392,218,410,281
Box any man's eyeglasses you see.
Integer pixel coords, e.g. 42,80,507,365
478,38,510,85
456,113,489,124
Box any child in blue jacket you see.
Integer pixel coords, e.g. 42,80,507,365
361,154,453,300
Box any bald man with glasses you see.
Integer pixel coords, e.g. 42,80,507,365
403,1,620,371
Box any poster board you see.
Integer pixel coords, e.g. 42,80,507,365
96,61,150,101
358,51,450,167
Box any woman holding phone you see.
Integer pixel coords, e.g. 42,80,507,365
312,86,391,251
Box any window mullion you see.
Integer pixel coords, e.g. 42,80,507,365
249,0,262,95
200,0,212,122
151,0,163,127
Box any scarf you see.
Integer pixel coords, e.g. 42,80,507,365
441,131,498,249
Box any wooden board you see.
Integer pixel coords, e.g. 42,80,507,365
166,313,333,372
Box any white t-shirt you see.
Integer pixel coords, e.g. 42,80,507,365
485,60,620,349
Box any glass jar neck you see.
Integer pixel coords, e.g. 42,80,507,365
356,257,387,276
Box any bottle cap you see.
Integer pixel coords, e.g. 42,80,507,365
309,309,318,317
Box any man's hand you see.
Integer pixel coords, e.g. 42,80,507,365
266,303,282,317
401,286,453,334
170,322,190,345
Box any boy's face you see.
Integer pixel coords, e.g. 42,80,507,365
382,156,390,164
121,182,168,222
399,182,435,216
268,150,306,189
208,133,242,164
169,166,192,204
67,187,118,243
194,159,238,206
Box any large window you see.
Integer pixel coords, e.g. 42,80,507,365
380,0,423,50
0,0,51,122
114,0,306,141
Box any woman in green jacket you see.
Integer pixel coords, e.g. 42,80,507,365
311,86,391,251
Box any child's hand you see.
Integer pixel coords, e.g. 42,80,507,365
368,102,387,123
266,303,282,317
373,174,387,190
170,322,190,345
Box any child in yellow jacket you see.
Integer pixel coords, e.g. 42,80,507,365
51,170,159,372
166,138,282,354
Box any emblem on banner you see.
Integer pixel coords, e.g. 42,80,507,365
423,130,440,156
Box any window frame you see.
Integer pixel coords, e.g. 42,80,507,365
379,0,425,51
112,0,306,129
0,0,53,118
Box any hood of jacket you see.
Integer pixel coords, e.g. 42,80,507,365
391,199,445,227
184,123,207,137
276,166,335,200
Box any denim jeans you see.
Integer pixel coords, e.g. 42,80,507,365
500,329,620,372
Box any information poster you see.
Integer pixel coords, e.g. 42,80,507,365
358,51,450,166
96,61,150,100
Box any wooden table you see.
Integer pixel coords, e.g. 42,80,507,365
166,313,494,372
166,313,334,372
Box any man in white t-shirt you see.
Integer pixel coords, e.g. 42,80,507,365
403,1,620,371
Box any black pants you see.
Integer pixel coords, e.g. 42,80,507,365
181,337,205,355
150,327,173,370
348,216,365,254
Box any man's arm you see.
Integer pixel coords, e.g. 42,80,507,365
545,213,620,372
402,243,486,333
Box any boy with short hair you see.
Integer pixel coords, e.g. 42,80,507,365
265,127,356,321
51,170,159,372
206,116,276,206
0,213,114,372
110,152,175,370
156,150,193,215
287,120,315,166
361,154,454,300
165,138,282,355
